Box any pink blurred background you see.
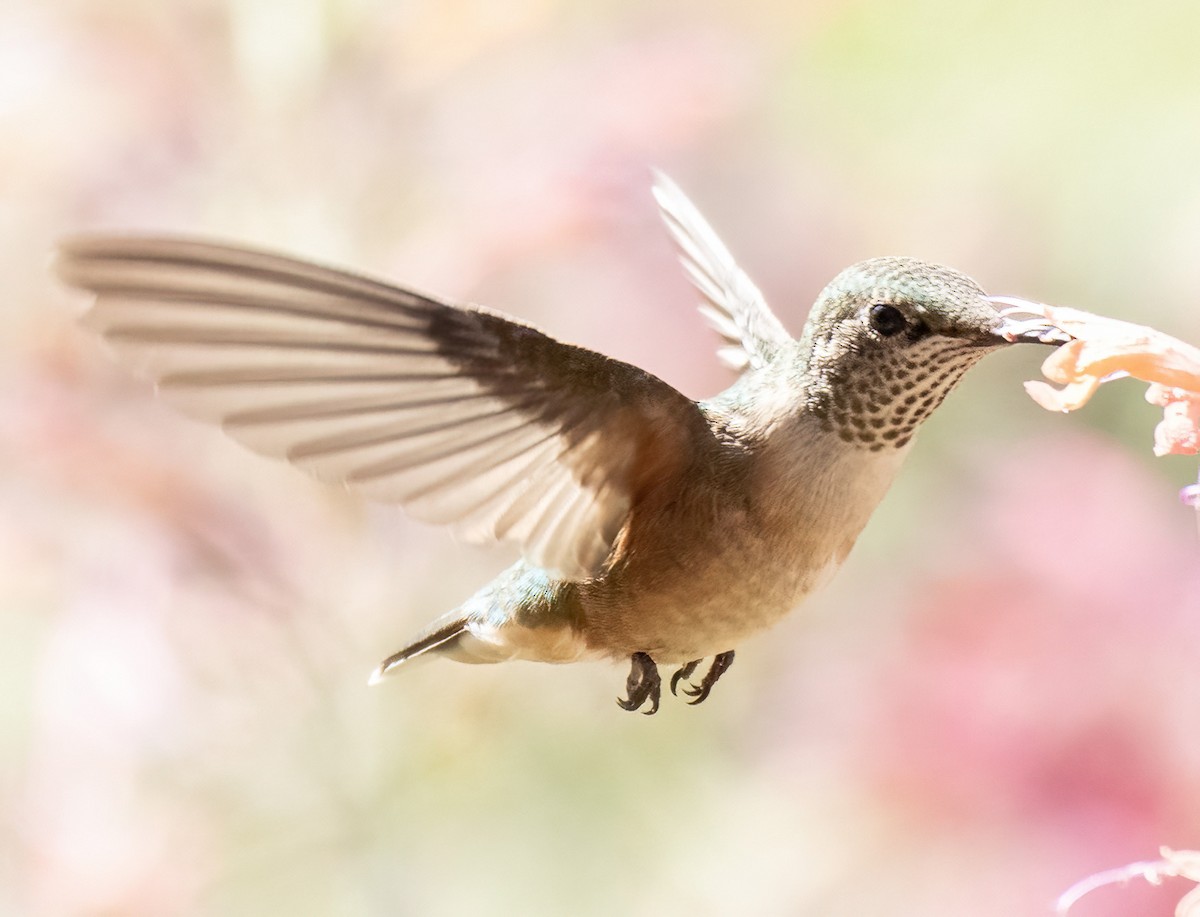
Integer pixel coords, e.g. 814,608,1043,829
5,1,1200,914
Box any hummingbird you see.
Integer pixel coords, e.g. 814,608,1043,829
54,174,1064,714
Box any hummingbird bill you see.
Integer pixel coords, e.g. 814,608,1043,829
54,174,1067,714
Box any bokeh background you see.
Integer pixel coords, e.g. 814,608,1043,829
4,1,1200,915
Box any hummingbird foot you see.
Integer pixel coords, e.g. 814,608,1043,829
680,651,735,705
616,652,661,715
669,659,701,696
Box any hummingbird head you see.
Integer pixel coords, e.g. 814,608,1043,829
798,257,1057,452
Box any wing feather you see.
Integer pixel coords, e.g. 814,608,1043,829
652,172,793,372
56,234,711,579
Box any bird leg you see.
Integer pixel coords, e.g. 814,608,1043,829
680,651,735,705
670,659,701,696
616,652,661,715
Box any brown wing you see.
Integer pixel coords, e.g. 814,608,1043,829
55,235,710,580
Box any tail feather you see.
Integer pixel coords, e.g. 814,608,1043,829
367,616,469,685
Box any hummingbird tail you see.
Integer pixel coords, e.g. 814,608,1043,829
367,615,471,685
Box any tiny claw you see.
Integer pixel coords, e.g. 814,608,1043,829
615,652,662,715
670,660,701,696
683,651,735,706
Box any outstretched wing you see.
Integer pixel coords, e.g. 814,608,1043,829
56,235,710,580
652,172,793,372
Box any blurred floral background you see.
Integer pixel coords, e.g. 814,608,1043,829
5,1,1200,915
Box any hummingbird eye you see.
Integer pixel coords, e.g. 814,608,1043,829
868,303,908,337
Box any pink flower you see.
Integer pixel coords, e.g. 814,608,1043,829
996,301,1200,457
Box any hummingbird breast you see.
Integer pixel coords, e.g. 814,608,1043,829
573,410,909,663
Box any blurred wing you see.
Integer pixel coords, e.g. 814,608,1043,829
56,235,709,580
652,171,793,372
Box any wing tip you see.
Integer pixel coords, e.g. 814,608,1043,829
50,232,177,292
53,232,171,269
50,236,93,289
650,168,686,210
649,166,674,189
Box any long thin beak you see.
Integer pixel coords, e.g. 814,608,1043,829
986,295,1073,346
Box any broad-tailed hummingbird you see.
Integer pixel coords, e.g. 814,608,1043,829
55,174,1063,714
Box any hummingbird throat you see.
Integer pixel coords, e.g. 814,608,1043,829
807,341,991,451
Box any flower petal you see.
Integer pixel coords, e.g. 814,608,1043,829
1016,303,1200,456
1147,384,1200,457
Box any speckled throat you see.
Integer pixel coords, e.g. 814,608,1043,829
806,336,993,450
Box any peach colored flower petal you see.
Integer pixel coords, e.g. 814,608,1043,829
1003,301,1200,456
1018,303,1200,401
1023,376,1101,413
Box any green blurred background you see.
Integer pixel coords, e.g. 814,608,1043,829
5,1,1200,914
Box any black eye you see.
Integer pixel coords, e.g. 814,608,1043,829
869,303,907,337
